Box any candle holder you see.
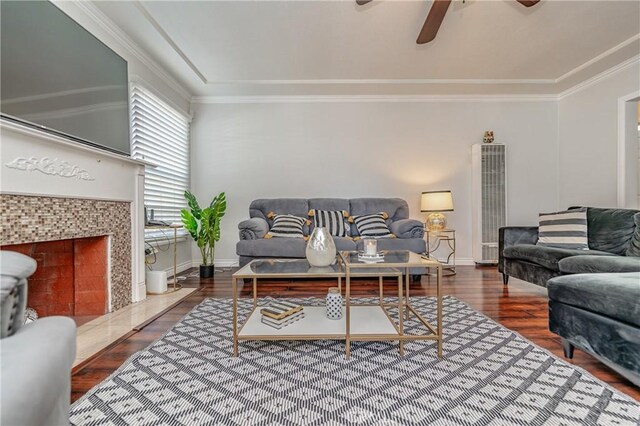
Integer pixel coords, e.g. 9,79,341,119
363,238,377,256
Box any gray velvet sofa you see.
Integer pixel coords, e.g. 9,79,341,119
0,251,76,426
548,272,640,386
499,207,640,287
237,198,426,267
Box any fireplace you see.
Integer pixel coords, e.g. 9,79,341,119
1,236,109,318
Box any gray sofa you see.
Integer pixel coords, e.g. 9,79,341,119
0,251,76,426
548,272,640,387
499,207,640,287
237,198,426,267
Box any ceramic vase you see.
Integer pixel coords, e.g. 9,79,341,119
305,227,336,267
326,287,343,320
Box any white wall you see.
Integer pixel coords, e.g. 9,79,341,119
558,61,640,208
191,100,560,264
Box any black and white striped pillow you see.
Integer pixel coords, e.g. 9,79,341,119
537,208,588,250
351,213,394,238
266,214,306,239
310,209,349,237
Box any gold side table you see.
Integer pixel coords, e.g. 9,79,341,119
425,228,456,276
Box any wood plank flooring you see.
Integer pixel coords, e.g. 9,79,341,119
71,266,640,403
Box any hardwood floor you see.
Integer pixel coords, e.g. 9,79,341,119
71,265,640,403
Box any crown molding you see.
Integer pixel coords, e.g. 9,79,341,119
67,1,192,102
557,55,640,100
554,34,640,83
191,94,558,104
192,55,640,104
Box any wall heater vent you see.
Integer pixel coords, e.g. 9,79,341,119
472,143,507,265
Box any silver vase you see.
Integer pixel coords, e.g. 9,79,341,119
305,227,337,267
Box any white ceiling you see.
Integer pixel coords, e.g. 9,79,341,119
91,0,640,97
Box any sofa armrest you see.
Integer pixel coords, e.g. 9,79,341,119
499,226,539,273
390,219,424,239
238,218,269,240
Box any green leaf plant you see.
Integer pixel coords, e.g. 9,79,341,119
181,191,227,266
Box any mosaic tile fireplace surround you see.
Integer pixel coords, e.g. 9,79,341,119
0,194,132,311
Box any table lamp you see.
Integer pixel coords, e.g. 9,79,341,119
421,190,454,231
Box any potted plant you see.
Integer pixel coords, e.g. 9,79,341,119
181,191,227,278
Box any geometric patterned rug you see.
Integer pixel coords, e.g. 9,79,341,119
70,296,639,425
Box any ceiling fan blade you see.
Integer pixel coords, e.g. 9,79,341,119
356,0,372,4
516,0,540,7
417,0,452,45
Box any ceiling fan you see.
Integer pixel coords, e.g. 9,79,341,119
355,0,540,44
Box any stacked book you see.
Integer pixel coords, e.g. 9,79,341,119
260,301,304,329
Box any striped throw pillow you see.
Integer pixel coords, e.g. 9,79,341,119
266,214,306,239
351,212,394,238
537,208,589,250
310,209,349,237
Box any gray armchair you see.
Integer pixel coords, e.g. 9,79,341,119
0,251,76,426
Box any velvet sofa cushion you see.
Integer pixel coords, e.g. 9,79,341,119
626,213,640,257
237,236,357,258
237,238,307,258
502,244,614,271
558,255,640,274
547,272,640,327
580,207,640,255
355,237,426,254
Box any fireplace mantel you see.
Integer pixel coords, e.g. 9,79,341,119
0,119,148,307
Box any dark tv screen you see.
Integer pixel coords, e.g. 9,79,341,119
1,1,130,155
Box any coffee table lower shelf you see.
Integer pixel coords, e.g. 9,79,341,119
238,305,399,341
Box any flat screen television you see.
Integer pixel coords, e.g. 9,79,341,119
1,1,130,155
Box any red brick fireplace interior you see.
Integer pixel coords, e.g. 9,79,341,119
1,236,108,319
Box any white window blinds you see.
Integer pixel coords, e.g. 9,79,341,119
130,85,190,224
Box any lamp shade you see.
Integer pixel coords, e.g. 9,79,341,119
421,190,454,212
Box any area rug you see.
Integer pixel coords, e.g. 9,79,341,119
70,296,639,425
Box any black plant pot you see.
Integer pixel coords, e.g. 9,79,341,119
200,264,214,278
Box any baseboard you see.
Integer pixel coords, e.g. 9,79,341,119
430,258,476,266
190,258,239,269
165,260,196,278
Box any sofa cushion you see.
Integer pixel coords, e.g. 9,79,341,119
558,255,640,274
351,213,393,238
249,199,310,234
356,237,426,254
581,207,640,255
547,272,640,327
626,213,640,257
349,198,409,236
237,238,307,258
332,237,357,252
503,244,614,271
266,214,307,239
237,237,356,258
537,208,588,250
309,209,349,237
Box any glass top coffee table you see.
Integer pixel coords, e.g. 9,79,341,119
339,251,443,358
231,252,443,359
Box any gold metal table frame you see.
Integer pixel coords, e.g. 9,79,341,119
231,251,443,359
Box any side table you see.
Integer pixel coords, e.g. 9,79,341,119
425,228,456,276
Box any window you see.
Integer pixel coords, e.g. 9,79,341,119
130,85,190,232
